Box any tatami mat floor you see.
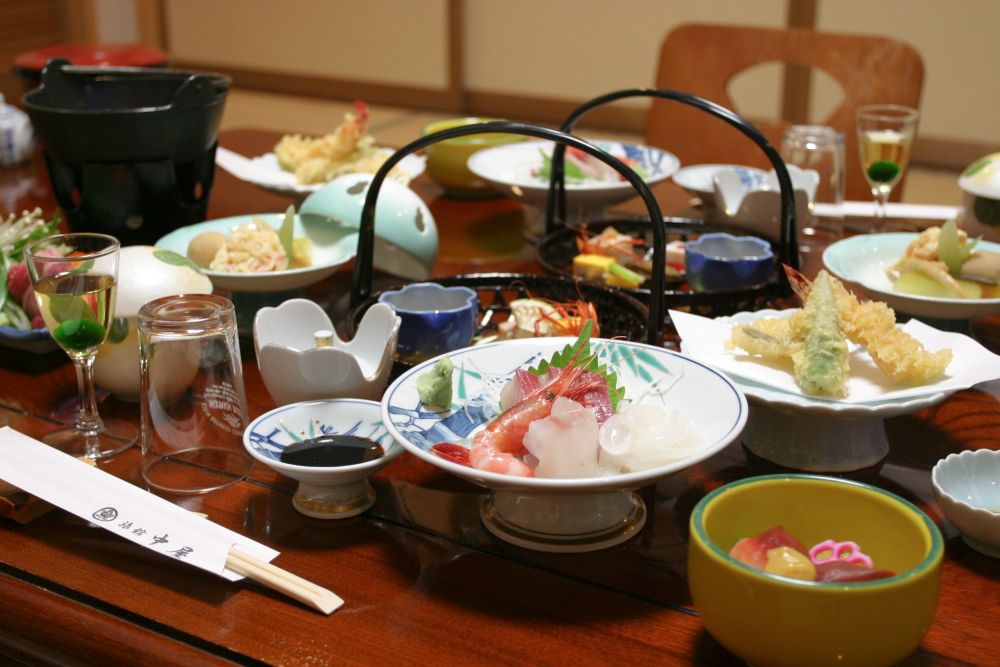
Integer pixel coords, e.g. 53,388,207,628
221,89,964,206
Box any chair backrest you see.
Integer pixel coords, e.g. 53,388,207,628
647,23,924,202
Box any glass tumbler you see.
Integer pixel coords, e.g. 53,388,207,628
138,294,254,494
780,125,846,278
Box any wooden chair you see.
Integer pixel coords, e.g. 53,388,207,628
646,23,924,202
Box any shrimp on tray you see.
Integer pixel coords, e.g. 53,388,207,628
431,324,616,477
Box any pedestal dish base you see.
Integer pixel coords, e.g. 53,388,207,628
480,489,645,553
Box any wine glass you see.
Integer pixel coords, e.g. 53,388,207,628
24,233,137,459
856,104,919,232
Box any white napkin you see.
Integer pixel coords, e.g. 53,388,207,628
671,309,1000,404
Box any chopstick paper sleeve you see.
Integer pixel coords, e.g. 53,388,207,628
0,427,342,613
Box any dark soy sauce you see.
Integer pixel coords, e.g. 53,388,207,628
280,435,384,467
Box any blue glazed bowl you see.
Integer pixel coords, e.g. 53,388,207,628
378,283,478,363
685,233,774,291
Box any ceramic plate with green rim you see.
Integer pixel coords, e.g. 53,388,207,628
823,232,1000,319
156,213,358,293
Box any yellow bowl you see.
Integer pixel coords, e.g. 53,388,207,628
421,117,522,196
688,474,943,667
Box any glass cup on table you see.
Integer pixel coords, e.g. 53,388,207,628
856,104,919,232
138,294,254,495
23,233,137,459
780,125,846,278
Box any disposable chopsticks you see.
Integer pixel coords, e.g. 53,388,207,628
226,548,343,615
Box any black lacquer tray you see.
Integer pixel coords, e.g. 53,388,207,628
536,217,777,316
538,88,798,318
345,272,648,344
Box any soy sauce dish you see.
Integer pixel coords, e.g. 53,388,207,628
243,399,401,519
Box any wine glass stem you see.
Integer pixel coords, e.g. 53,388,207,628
872,188,890,233
73,355,104,454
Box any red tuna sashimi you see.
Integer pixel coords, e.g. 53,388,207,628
729,526,809,570
815,560,895,583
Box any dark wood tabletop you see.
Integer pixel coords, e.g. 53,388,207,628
0,129,998,666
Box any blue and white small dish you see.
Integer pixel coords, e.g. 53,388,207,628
378,282,478,364
685,233,774,292
243,399,402,519
0,325,56,353
672,164,766,205
932,449,1000,558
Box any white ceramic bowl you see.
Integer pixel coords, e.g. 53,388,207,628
466,139,680,213
156,212,358,292
381,336,747,552
823,233,1000,319
932,449,1000,557
254,299,400,406
710,165,818,240
243,398,403,518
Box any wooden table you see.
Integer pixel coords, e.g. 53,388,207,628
0,129,997,666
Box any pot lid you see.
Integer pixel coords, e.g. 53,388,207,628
959,152,1000,199
14,42,168,74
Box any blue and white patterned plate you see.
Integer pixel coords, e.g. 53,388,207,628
381,337,747,492
244,399,400,477
466,140,681,211
0,325,57,353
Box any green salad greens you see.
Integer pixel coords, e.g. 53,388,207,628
0,208,61,329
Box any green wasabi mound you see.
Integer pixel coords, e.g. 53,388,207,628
416,356,454,409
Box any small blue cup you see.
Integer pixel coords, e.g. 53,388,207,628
685,233,774,291
378,283,478,363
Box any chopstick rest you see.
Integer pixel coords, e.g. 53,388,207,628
0,426,342,615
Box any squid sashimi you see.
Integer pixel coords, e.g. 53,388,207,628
598,403,703,473
433,323,702,479
523,397,602,478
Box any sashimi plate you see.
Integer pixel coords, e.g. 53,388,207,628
381,336,747,552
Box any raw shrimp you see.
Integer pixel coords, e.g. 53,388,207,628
468,391,552,476
468,352,605,476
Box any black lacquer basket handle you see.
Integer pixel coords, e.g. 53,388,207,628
348,121,668,346
544,88,798,271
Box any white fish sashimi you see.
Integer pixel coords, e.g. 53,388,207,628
523,397,602,478
599,403,703,473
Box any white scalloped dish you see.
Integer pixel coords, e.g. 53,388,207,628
673,308,1000,472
